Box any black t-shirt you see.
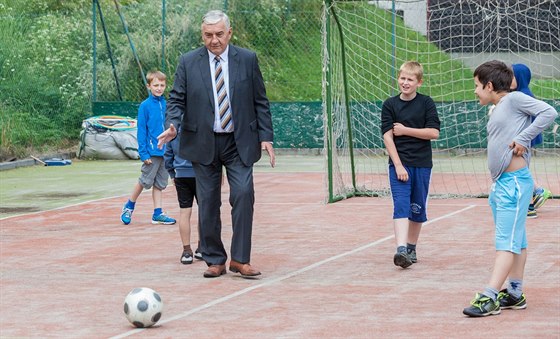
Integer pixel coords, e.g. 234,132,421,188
381,93,440,168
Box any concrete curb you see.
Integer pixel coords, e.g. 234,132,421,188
0,152,76,171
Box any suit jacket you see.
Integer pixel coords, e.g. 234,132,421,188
165,44,274,166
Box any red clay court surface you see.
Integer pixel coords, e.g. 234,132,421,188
1,171,559,338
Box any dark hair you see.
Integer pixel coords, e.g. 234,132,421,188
473,60,512,92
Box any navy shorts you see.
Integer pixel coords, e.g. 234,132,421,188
174,177,197,208
389,165,432,222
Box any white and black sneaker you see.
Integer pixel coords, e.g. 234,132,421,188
180,250,193,265
194,248,203,260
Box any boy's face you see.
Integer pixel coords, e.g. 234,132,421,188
148,78,166,97
474,76,492,105
398,70,422,97
510,75,517,90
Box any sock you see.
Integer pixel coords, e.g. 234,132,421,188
397,246,407,254
126,200,136,209
407,243,416,254
183,245,192,253
482,286,499,301
153,208,162,217
507,279,523,299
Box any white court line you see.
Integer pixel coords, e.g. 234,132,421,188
110,204,477,339
0,194,130,221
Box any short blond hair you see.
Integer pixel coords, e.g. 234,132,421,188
146,70,166,85
398,61,423,81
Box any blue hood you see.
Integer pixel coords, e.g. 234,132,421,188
512,63,534,98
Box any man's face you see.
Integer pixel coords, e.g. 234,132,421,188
202,20,232,56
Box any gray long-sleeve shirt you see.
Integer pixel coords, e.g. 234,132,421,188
487,91,558,182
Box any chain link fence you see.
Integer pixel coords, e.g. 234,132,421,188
0,0,323,159
93,0,322,102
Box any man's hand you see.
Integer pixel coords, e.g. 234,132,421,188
157,124,177,149
261,142,275,168
509,141,527,157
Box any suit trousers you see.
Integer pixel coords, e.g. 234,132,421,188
193,133,255,266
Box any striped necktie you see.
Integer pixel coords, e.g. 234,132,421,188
214,56,233,132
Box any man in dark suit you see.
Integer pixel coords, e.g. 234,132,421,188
157,10,275,278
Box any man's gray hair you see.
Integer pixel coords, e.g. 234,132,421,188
202,10,230,30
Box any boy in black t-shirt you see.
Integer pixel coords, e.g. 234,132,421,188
381,61,441,268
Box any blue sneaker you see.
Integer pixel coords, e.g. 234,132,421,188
121,205,133,225
152,213,176,225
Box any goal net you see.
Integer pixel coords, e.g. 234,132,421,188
322,0,559,202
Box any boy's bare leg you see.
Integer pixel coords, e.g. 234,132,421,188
407,221,422,245
129,182,144,202
152,187,162,209
488,250,515,290
393,218,409,247
508,249,527,281
179,207,193,248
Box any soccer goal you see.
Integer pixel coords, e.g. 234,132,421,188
322,0,559,202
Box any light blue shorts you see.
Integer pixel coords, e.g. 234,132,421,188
489,167,533,254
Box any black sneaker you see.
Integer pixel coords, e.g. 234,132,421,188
497,289,527,310
194,248,203,260
180,250,193,265
408,249,417,263
393,251,413,268
463,293,501,317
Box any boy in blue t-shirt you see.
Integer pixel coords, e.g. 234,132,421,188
381,61,441,269
120,71,176,225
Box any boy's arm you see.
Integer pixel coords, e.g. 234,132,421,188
392,96,440,140
383,130,409,182
392,124,439,140
136,105,150,162
513,96,558,149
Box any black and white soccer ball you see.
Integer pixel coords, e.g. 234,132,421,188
123,287,163,328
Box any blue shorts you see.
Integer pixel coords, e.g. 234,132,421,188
389,165,432,222
489,167,533,254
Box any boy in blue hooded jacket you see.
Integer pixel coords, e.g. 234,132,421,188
511,64,552,218
120,71,176,225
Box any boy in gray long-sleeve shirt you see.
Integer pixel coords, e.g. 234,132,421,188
463,60,558,318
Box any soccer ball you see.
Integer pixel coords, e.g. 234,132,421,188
123,287,163,328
